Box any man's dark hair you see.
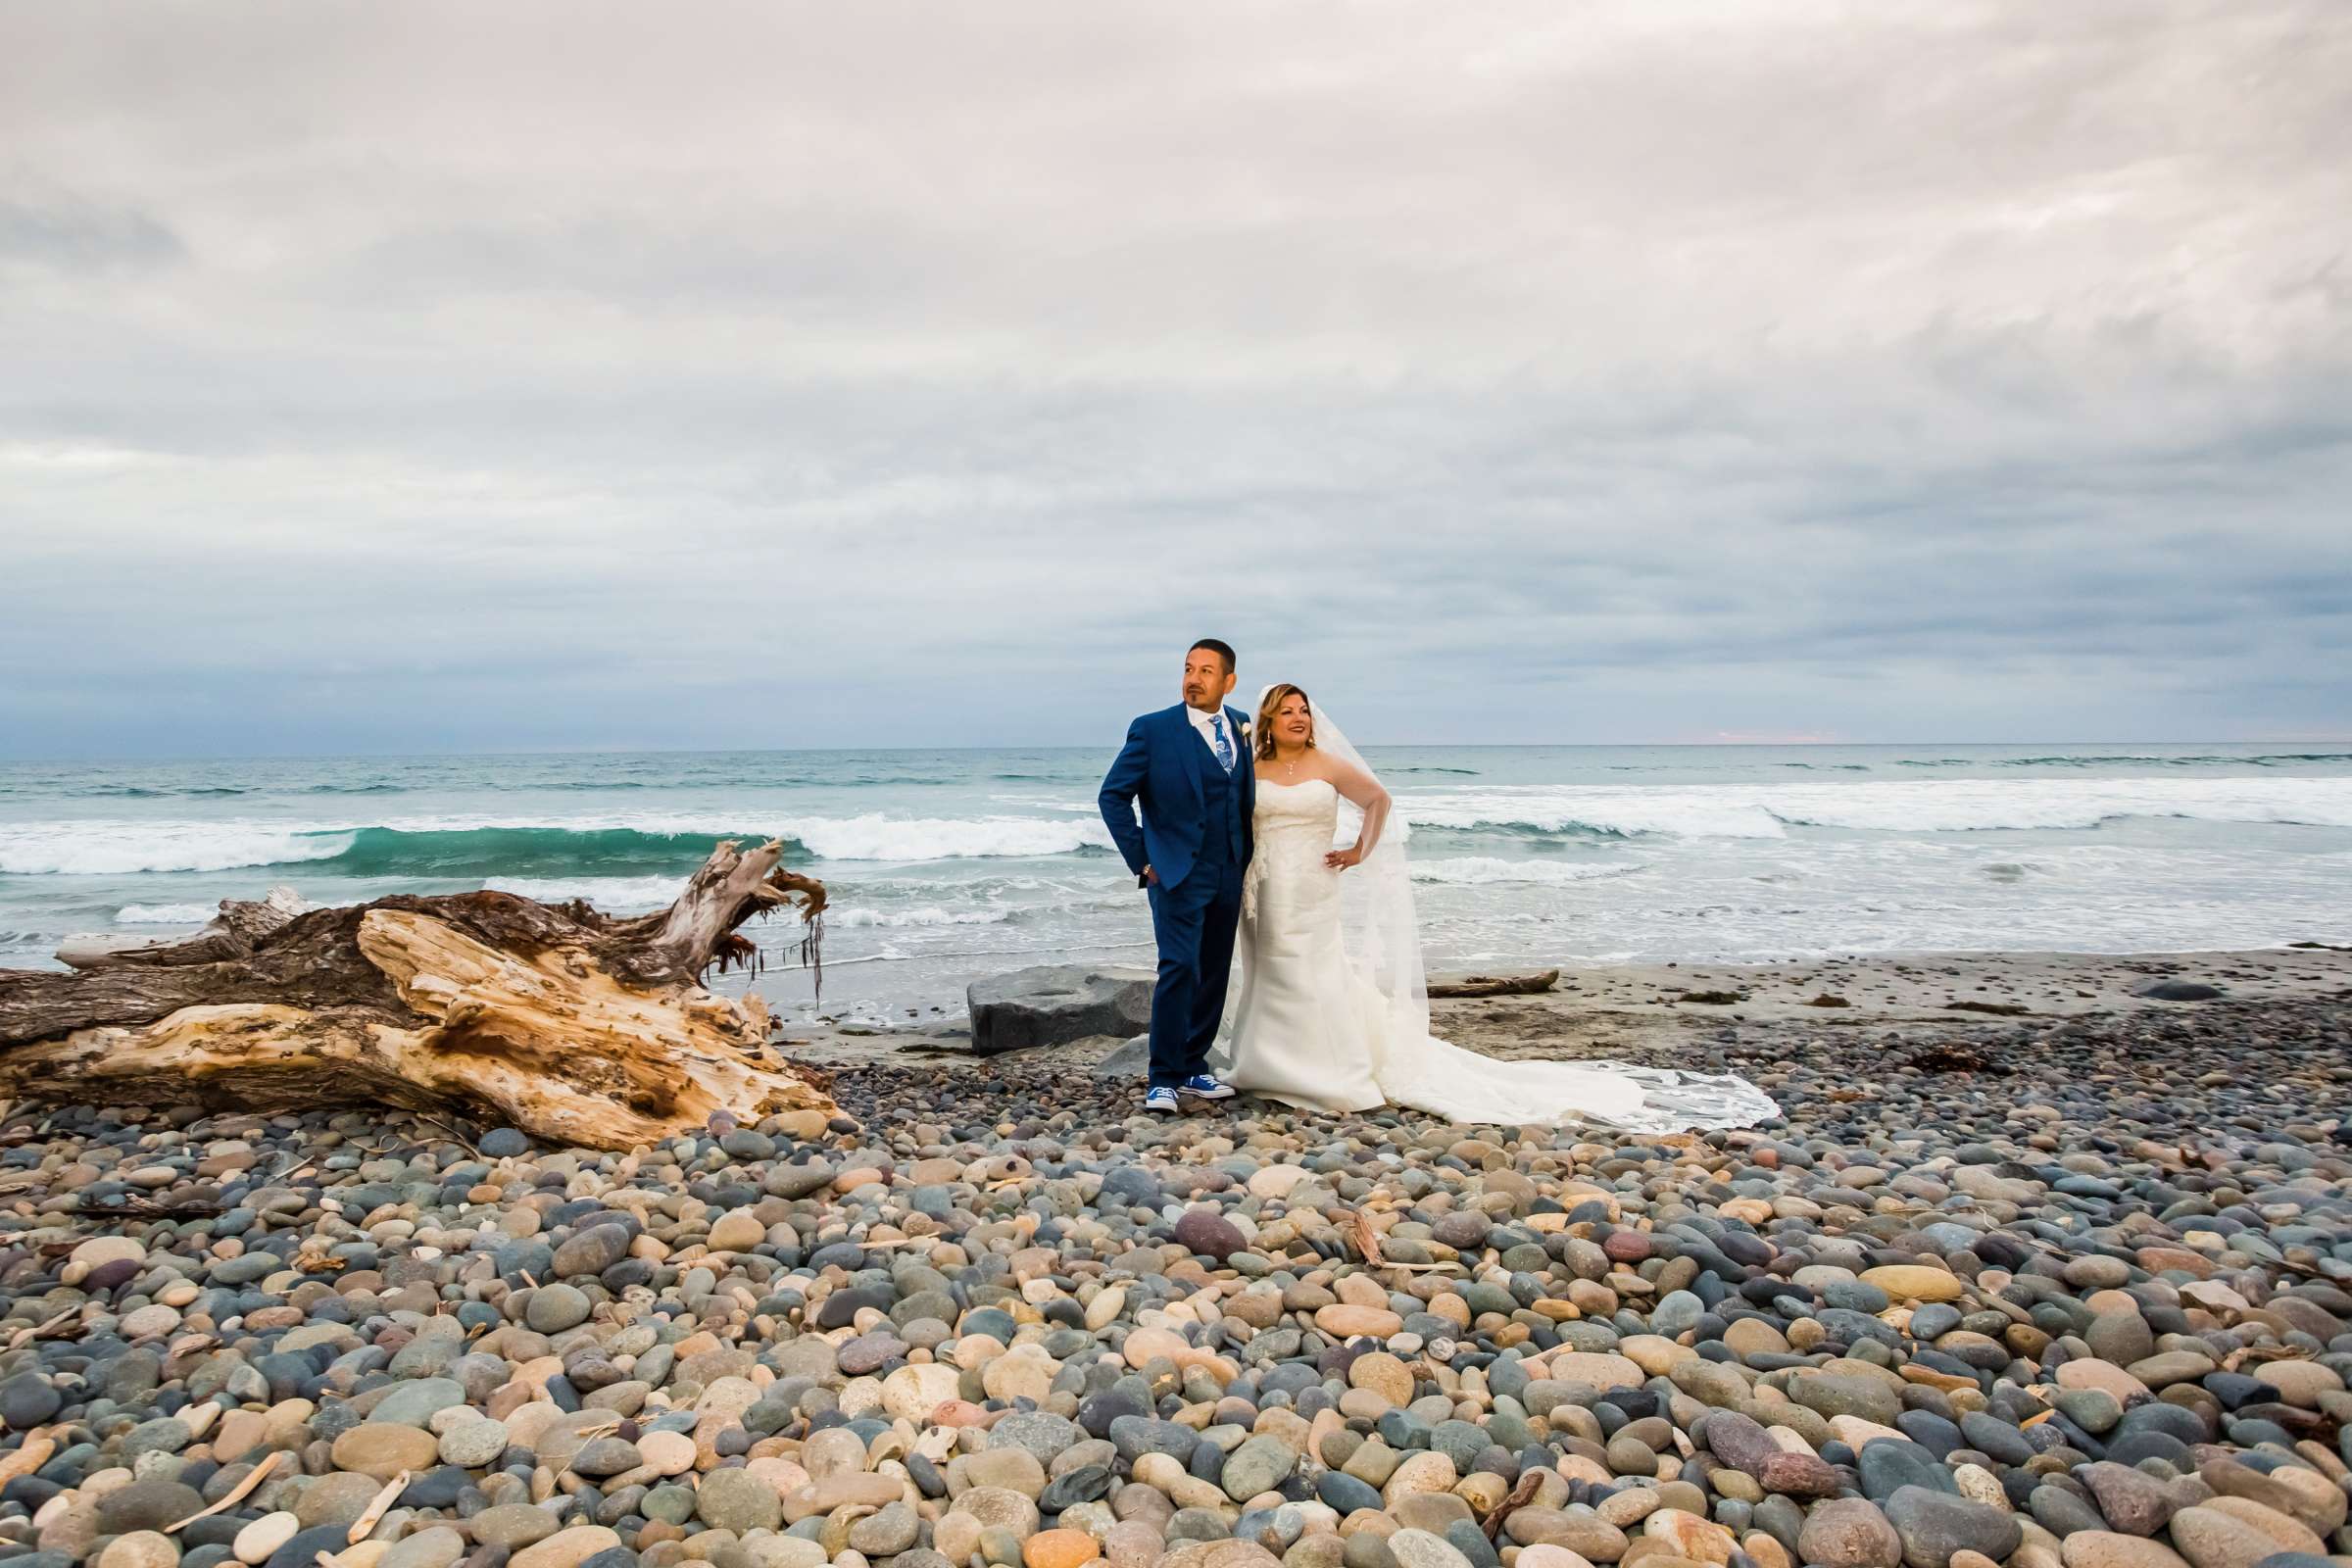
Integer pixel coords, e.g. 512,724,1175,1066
1190,638,1237,675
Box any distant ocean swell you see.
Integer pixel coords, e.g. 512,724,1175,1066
8,749,2349,805
1904,752,2352,768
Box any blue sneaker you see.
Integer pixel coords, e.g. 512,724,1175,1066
1181,1073,1236,1101
1143,1086,1180,1114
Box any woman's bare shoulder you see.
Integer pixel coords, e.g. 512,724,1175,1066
1304,751,1369,785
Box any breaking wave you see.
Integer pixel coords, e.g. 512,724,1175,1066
0,813,1115,878
114,902,220,925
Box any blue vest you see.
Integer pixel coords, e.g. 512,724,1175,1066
1197,743,1248,866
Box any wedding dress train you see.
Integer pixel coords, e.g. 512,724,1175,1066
1211,773,1778,1133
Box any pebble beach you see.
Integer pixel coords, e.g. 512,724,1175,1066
3,948,2349,1568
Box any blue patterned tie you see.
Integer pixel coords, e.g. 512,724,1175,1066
1211,715,1235,772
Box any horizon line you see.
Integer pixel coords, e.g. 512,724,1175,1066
6,736,2351,767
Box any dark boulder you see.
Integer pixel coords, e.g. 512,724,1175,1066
967,965,1152,1055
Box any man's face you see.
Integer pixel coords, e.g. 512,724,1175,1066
1183,649,1237,710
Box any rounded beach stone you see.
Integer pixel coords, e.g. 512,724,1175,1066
382,1529,466,1568
234,1514,300,1567
2168,1509,2289,1568
469,1505,562,1550
2195,1499,2325,1560
1542,1353,1643,1391
511,1527,623,1568
2251,1361,2342,1406
1387,1531,1475,1568
261,1526,356,1568
1861,1265,1965,1303
847,1501,920,1557
1174,1207,1247,1259
1883,1486,2024,1568
2082,1464,2176,1537
74,1236,147,1269
436,1418,511,1469
2060,1535,2193,1568
1349,1352,1414,1406
525,1284,592,1333
637,1430,695,1476
708,1210,765,1251
295,1473,385,1528
100,1532,180,1568
1504,1507,1627,1558
1318,1304,1404,1340
332,1421,443,1480
954,1486,1044,1539
1222,1435,1298,1500
1024,1530,1102,1568
696,1467,784,1533
1,1372,62,1430
100,1480,207,1535
550,1225,630,1278
884,1363,963,1421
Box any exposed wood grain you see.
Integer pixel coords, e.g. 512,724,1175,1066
0,840,832,1150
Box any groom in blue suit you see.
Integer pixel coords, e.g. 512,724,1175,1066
1099,639,1254,1113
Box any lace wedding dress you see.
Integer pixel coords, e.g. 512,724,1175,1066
1209,705,1778,1133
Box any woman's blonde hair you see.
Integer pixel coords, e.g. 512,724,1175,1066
1254,683,1314,761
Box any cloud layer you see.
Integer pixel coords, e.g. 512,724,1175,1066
3,1,2347,756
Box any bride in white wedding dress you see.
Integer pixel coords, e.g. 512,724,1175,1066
1209,684,1779,1133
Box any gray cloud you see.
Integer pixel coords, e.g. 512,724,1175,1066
1,0,2348,757
0,190,184,273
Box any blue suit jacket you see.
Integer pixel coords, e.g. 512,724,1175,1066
1099,703,1256,891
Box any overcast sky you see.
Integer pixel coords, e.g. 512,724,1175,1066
2,1,2347,758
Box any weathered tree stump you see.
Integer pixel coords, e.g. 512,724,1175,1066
0,839,834,1150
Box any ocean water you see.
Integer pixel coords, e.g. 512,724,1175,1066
2,743,2348,1030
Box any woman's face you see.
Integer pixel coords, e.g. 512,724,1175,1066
1273,694,1312,744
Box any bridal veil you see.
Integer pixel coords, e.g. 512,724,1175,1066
1218,686,1780,1134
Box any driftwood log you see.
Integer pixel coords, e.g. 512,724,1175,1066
1427,968,1559,999
0,839,835,1150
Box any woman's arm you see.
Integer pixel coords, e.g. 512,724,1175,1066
1324,758,1392,869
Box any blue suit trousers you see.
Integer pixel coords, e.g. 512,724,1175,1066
1145,851,1244,1087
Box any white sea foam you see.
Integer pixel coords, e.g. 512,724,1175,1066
485,876,686,911
1409,858,1641,886
0,823,355,876
1400,777,2352,839
853,872,1082,894
1766,777,2352,832
1403,792,1787,838
829,906,1014,928
788,814,1112,861
488,881,1016,921
114,902,220,925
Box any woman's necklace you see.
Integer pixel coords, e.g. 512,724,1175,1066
1273,749,1306,779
